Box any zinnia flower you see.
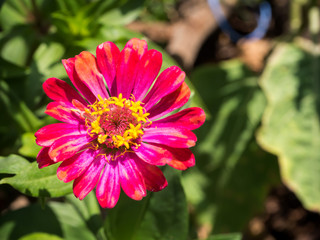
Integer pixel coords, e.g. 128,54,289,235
35,38,205,208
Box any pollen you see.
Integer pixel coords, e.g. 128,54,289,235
85,94,151,151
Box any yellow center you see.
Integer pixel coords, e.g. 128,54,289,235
84,94,151,150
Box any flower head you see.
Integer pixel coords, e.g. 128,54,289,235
35,38,205,208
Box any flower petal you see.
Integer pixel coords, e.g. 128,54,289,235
134,155,167,192
132,49,162,101
118,154,146,200
45,102,84,124
166,147,195,170
148,82,190,120
134,142,173,165
125,38,148,59
96,160,120,208
114,47,139,98
57,148,98,183
135,143,195,170
75,51,109,99
35,123,87,147
143,127,197,148
37,147,56,168
72,99,87,112
143,66,185,110
49,134,93,162
43,78,87,106
62,57,96,103
96,41,120,94
73,154,106,200
113,39,148,98
152,107,206,130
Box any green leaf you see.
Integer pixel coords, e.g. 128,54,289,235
66,192,104,238
182,141,280,234
0,154,30,174
190,60,265,171
141,0,176,21
104,167,188,240
0,0,57,30
30,42,65,77
18,132,42,158
185,60,280,233
49,202,96,240
211,141,279,232
98,0,144,26
0,57,26,79
0,25,37,66
0,0,58,67
26,42,65,107
207,233,242,240
0,155,72,197
0,202,96,240
51,0,113,41
18,233,63,240
0,81,43,132
0,0,32,30
257,42,320,211
134,168,188,240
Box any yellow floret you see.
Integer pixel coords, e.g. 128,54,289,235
112,134,132,149
90,116,101,134
127,123,143,138
85,93,151,150
98,134,108,144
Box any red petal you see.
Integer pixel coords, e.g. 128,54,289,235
118,154,146,200
75,51,109,99
166,147,195,170
148,82,190,120
37,147,56,168
96,161,120,208
143,127,197,148
132,49,162,101
135,143,195,170
152,107,206,130
57,148,98,183
124,38,148,59
49,134,92,162
62,57,96,104
143,66,185,110
73,154,106,200
134,155,167,192
45,102,84,124
43,78,87,106
134,142,173,165
114,47,139,98
35,123,87,147
96,41,120,94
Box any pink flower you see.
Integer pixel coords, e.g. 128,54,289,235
35,38,205,208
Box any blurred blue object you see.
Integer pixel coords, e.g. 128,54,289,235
208,0,272,42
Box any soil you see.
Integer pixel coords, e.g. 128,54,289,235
244,185,320,240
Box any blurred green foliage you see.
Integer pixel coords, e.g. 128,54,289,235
257,41,320,211
0,0,319,239
187,60,281,233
